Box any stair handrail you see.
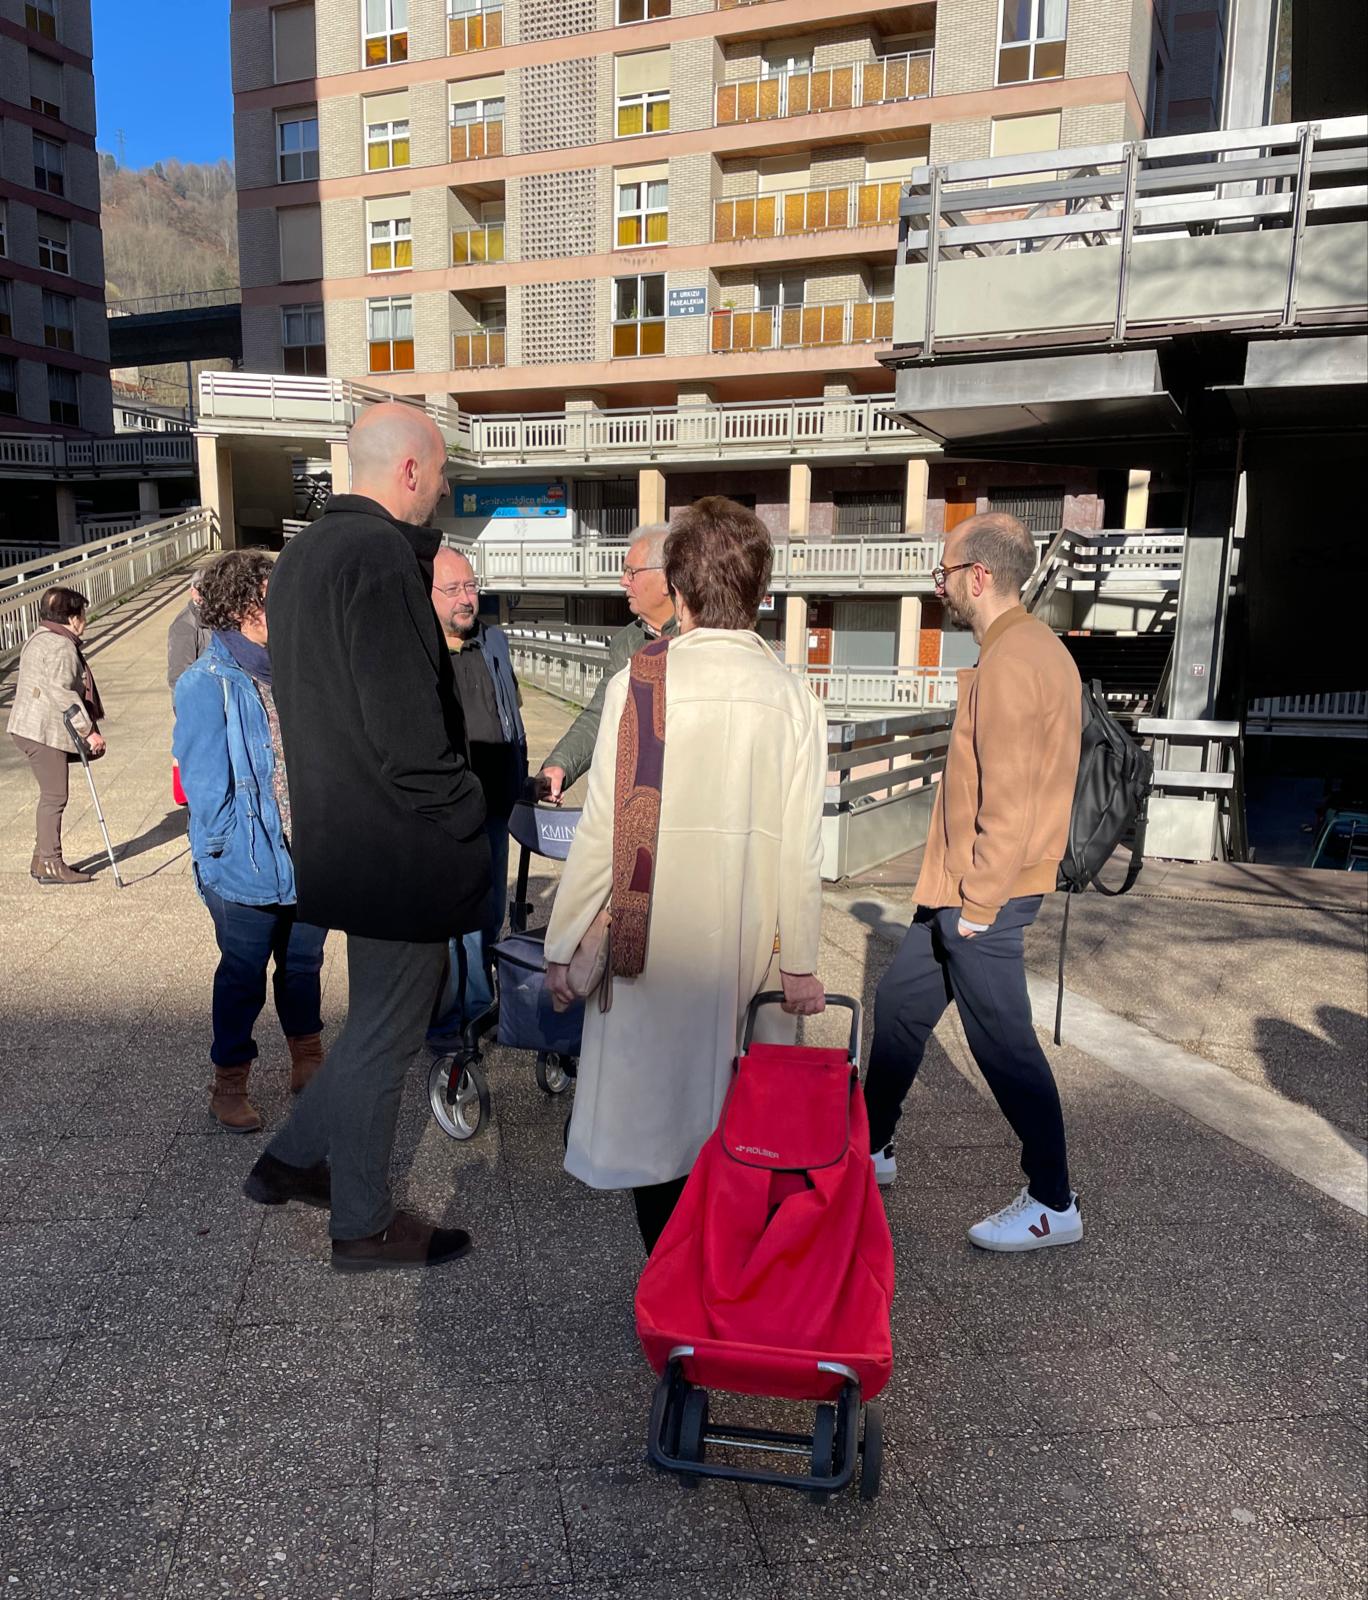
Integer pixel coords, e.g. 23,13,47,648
1021,527,1076,613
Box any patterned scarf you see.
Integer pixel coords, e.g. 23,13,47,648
611,636,669,978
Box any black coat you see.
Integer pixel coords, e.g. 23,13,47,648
266,495,490,942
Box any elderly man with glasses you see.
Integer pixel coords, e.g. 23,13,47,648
428,544,528,1038
536,522,677,804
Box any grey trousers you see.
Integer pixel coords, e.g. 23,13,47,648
12,734,71,860
268,934,447,1241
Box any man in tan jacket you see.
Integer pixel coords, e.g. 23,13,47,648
864,513,1084,1252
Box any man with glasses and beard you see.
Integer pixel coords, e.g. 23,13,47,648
863,512,1085,1254
428,545,527,1036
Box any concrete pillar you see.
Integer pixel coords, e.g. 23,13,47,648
788,463,812,540
55,486,79,548
196,435,237,549
137,479,161,520
1169,450,1240,724
904,458,930,536
328,438,350,494
896,596,923,667
639,467,667,526
1124,469,1151,530
784,596,808,666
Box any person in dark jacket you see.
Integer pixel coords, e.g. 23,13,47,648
427,544,527,1038
173,551,328,1133
242,402,490,1274
166,571,209,689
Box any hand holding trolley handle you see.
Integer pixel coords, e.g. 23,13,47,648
744,991,862,1063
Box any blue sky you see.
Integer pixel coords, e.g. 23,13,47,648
93,0,234,169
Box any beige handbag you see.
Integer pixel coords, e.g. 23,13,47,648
557,906,613,1012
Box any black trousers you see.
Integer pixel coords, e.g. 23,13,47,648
632,1177,688,1254
862,898,1072,1212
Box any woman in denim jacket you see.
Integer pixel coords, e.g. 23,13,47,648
173,551,328,1133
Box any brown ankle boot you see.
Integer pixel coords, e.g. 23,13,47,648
34,856,92,886
286,1033,326,1096
210,1066,263,1133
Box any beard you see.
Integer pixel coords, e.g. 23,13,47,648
942,591,974,630
450,606,478,638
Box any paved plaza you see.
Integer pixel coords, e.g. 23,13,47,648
0,572,1365,1599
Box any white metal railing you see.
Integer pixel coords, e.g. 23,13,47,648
1024,529,1186,611
0,542,58,568
798,665,959,711
113,403,193,434
899,116,1368,355
0,433,196,475
196,371,462,442
0,510,219,668
1246,691,1368,732
716,50,933,126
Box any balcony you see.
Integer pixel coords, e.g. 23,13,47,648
0,432,196,479
452,223,505,265
449,119,504,161
715,52,932,127
448,3,502,53
716,179,902,242
453,327,506,369
710,299,894,353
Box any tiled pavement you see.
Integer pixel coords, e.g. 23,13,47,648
0,574,1364,1598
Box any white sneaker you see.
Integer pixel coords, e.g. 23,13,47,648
967,1187,1083,1252
871,1146,897,1187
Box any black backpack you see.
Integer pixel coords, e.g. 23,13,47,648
1052,679,1154,1042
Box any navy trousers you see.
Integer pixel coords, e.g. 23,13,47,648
200,884,327,1068
863,897,1072,1211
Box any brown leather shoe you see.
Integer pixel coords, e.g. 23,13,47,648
210,1065,263,1133
331,1210,472,1274
34,856,92,885
243,1151,330,1208
286,1033,326,1095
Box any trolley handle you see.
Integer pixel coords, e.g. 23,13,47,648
742,992,862,1064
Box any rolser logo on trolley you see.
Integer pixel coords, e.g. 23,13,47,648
734,1144,781,1159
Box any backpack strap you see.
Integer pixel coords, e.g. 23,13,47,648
1091,807,1148,897
1053,890,1072,1046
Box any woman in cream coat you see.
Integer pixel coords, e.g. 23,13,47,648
545,497,827,1251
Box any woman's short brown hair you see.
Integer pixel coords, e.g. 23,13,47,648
664,497,773,631
198,551,274,632
40,587,88,624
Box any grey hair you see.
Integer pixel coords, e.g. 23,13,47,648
631,523,670,563
955,512,1039,597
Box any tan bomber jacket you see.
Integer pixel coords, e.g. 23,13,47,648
915,605,1081,926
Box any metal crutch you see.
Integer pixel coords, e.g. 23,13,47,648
63,708,124,888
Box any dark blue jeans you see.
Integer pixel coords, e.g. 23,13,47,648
200,882,327,1068
863,897,1072,1211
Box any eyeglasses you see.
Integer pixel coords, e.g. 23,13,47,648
435,581,480,597
622,564,663,581
932,561,989,589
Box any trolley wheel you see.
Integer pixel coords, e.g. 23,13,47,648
859,1402,884,1503
678,1388,708,1487
810,1402,837,1502
427,1056,490,1142
535,1051,572,1096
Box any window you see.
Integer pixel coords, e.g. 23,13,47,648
448,0,502,53
48,365,79,426
272,3,317,84
616,177,668,246
612,274,665,357
616,89,670,137
37,214,69,274
449,97,504,159
986,485,1065,532
369,216,412,271
29,53,63,118
757,271,804,309
367,296,414,371
617,0,669,20
998,0,1067,84
278,204,323,280
0,280,11,338
282,303,327,374
33,135,65,197
25,1,56,40
42,290,75,350
834,491,902,540
366,117,410,170
277,114,319,182
364,0,408,66
0,357,16,418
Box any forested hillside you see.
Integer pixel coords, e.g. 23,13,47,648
100,154,237,304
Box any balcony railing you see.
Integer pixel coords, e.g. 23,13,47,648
710,299,894,353
449,119,504,161
715,178,903,242
716,51,932,126
453,328,507,369
452,223,505,265
448,4,502,54
1246,691,1368,733
0,432,196,475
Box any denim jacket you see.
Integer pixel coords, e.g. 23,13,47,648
172,633,295,907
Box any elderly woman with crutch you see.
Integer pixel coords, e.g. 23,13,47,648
7,586,107,886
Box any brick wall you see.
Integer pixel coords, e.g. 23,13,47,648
411,185,449,273
929,116,992,165
234,106,279,191
668,152,714,250
241,303,281,371
231,6,274,94
409,80,450,169
324,295,368,380
933,0,999,97
315,0,360,78
319,94,360,181
322,196,365,279
238,206,280,289
1065,0,1141,80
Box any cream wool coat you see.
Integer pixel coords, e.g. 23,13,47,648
544,627,827,1190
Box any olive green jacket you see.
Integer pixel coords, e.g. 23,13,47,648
544,613,678,786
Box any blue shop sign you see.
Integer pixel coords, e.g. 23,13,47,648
455,483,568,518
667,286,707,317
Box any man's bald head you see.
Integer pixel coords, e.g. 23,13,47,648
431,542,480,644
946,512,1039,599
346,402,450,526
